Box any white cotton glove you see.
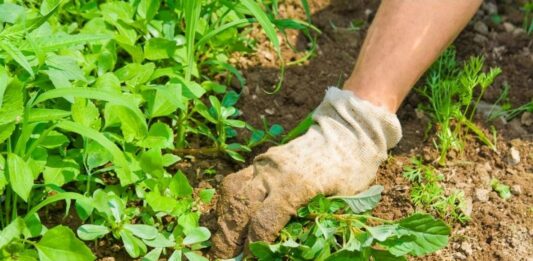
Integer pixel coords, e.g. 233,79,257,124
210,87,402,258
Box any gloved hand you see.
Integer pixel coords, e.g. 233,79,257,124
210,87,402,258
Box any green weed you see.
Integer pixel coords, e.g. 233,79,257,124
0,0,313,259
403,158,470,224
252,186,451,260
417,47,501,164
523,1,533,34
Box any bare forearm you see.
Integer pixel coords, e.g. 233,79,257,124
344,0,482,112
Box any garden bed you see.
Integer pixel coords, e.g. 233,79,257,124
201,0,532,260
0,0,531,260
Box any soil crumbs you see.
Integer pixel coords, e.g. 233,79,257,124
227,0,533,260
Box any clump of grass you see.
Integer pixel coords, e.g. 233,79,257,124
403,158,470,224
417,47,501,164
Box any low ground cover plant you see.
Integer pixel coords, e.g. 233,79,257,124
251,186,451,260
0,0,313,260
402,158,470,224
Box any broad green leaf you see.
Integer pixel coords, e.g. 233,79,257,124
169,171,193,197
0,78,23,125
56,121,136,186
249,242,281,261
115,63,155,87
140,148,164,178
168,250,182,261
183,227,211,245
120,230,147,258
75,197,94,221
144,38,176,60
199,189,215,203
105,104,148,142
143,233,175,248
0,40,34,77
0,217,25,249
23,213,44,238
367,224,399,242
177,212,200,235
85,140,113,170
72,98,101,130
36,226,95,261
324,250,365,261
7,153,34,201
146,190,178,213
0,122,16,145
183,251,208,261
330,185,383,213
137,0,160,21
143,83,184,118
162,154,180,166
139,122,174,149
381,213,450,257
143,247,163,261
43,156,80,187
77,224,110,240
39,130,69,149
94,72,121,93
123,224,158,240
0,3,25,23
371,249,407,261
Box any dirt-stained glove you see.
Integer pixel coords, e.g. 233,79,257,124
210,87,402,258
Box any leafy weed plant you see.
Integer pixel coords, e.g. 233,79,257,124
251,185,451,260
417,47,501,164
403,158,470,224
0,0,313,260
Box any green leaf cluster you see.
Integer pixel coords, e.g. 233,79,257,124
0,0,313,259
251,185,451,260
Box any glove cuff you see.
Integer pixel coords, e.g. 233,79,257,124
313,87,402,150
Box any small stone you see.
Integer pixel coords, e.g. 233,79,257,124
462,197,473,216
503,22,515,33
508,118,528,137
474,21,489,35
461,241,473,256
473,34,488,44
511,185,522,195
507,147,521,165
521,112,533,126
475,189,490,202
454,252,467,260
513,28,526,36
214,174,224,183
265,108,275,115
483,2,498,14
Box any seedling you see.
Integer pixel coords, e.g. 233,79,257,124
252,185,451,260
403,158,470,224
417,47,501,164
491,178,512,200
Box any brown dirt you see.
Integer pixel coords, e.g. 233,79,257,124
213,0,533,260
